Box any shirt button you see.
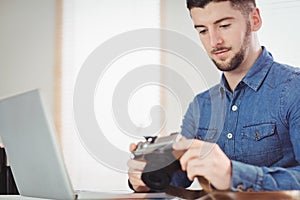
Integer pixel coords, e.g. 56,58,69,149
227,133,233,139
232,105,238,111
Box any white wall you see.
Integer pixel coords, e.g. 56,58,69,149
61,0,161,192
0,0,57,114
257,0,300,66
160,0,219,135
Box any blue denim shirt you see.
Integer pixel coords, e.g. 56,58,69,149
171,47,300,191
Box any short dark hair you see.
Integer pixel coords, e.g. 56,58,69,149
187,0,256,16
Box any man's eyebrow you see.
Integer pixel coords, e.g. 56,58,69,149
194,17,235,28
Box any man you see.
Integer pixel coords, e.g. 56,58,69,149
128,0,300,192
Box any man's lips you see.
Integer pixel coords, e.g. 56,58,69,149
214,49,229,55
211,48,231,56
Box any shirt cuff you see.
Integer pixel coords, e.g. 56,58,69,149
230,160,264,192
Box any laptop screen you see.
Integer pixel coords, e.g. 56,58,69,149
0,90,75,200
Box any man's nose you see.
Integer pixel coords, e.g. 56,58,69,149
209,30,223,48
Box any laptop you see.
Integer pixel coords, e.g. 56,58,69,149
0,89,171,200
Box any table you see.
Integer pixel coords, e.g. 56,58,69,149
0,190,299,200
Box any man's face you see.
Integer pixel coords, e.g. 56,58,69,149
191,1,252,71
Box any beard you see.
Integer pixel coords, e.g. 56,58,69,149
211,22,252,72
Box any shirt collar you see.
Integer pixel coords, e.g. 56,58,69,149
220,46,274,92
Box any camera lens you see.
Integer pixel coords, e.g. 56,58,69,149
142,167,171,191
141,158,181,191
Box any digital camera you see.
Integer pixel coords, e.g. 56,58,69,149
132,132,184,191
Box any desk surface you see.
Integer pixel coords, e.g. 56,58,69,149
0,190,299,200
201,190,300,200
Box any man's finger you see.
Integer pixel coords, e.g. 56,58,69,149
173,139,197,150
127,159,146,170
179,148,203,170
129,143,137,152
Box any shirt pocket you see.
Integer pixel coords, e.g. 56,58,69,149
240,122,283,166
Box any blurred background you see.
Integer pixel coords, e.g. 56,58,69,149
0,0,299,192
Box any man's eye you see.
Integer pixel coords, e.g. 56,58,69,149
220,24,231,29
197,28,207,35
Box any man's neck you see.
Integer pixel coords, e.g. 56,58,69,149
224,45,262,93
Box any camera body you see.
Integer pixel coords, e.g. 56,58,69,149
132,132,183,191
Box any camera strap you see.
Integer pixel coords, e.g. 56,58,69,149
196,176,213,192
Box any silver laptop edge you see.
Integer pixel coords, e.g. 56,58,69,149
0,89,76,200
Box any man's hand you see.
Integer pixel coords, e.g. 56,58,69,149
173,138,232,190
127,143,150,192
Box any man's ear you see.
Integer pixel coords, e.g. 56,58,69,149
250,8,262,31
